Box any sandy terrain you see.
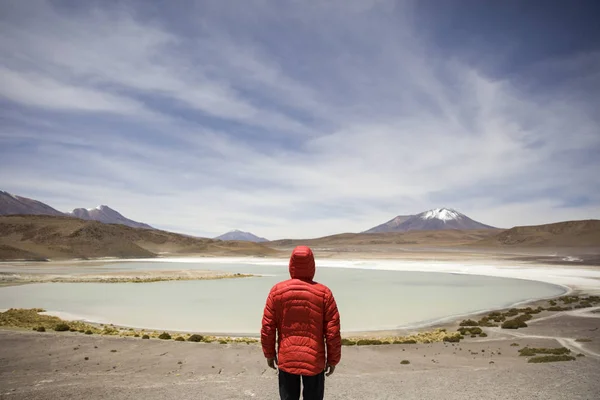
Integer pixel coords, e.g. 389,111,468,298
1,250,600,398
0,269,252,284
1,306,599,400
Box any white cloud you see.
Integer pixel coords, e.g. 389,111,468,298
1,0,598,239
0,67,144,114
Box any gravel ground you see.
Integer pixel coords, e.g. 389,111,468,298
2,309,599,400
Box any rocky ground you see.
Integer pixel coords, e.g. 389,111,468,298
1,306,599,400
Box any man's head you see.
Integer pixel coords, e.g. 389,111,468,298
289,246,315,280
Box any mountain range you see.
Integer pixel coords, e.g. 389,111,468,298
364,208,497,233
0,214,276,261
0,191,153,229
215,230,268,242
69,206,153,229
1,190,598,261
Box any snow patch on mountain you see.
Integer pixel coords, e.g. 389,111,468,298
421,208,461,222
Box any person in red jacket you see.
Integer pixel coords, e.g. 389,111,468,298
261,245,341,400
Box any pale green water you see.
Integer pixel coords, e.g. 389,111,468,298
0,262,566,334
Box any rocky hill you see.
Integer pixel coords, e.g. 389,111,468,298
0,191,64,216
474,220,600,248
215,230,268,242
0,215,278,261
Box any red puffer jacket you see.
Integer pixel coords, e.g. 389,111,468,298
261,246,341,376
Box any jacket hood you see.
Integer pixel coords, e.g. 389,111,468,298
289,246,315,280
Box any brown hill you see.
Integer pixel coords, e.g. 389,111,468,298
474,220,600,248
0,215,278,261
269,229,499,250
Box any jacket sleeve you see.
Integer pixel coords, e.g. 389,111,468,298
324,289,341,366
261,289,277,359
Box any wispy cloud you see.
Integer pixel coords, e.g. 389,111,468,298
1,0,599,238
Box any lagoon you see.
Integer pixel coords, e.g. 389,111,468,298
0,261,566,334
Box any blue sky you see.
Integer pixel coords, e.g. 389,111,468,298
1,0,599,239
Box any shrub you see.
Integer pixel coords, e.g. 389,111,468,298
549,300,557,306
528,355,575,363
341,338,356,346
478,318,498,327
510,343,520,347
458,327,483,335
577,353,585,357
459,319,479,326
559,296,579,304
519,347,570,357
69,328,77,332
175,336,185,342
188,334,204,342
504,308,519,317
400,360,410,365
501,319,527,329
158,332,171,340
356,339,383,346
36,326,46,332
393,339,417,344
85,330,93,335
516,314,532,322
142,334,150,339
102,327,118,335
574,302,592,309
54,323,70,332
575,338,592,343
443,335,461,343
134,334,139,337
479,333,488,337
78,329,85,333
547,306,571,312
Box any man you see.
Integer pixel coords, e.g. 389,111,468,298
261,246,341,400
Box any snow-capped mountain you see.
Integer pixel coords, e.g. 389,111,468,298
68,205,154,230
0,191,65,216
364,208,496,233
363,215,413,233
215,230,268,242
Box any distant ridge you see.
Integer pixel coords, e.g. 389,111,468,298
68,205,153,230
364,208,496,233
0,191,64,216
0,190,153,230
0,214,277,261
215,230,268,243
474,219,600,247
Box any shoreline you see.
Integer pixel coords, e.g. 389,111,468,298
1,256,599,337
0,270,254,285
0,286,590,340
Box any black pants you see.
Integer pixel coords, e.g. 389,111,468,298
278,369,325,400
